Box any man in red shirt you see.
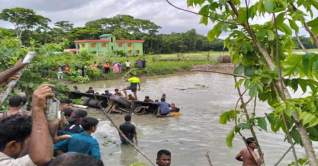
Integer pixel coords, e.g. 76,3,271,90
103,62,110,74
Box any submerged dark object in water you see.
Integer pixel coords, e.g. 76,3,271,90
83,98,108,108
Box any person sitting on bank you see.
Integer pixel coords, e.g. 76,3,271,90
62,110,87,135
49,152,104,166
114,89,122,96
156,98,171,117
0,95,24,119
58,99,72,119
235,137,264,166
119,115,138,144
86,87,94,94
156,150,172,166
123,73,141,99
0,84,70,166
54,117,101,159
144,96,154,103
127,94,136,101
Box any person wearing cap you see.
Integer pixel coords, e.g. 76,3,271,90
235,137,264,166
119,115,138,144
63,108,74,119
123,73,141,99
54,117,101,159
63,110,87,134
59,99,72,118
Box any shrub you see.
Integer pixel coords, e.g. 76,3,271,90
218,55,231,63
86,68,101,80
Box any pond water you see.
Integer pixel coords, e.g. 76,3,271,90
73,72,307,166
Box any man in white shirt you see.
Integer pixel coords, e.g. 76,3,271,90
125,60,131,71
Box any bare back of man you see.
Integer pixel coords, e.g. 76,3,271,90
236,148,260,166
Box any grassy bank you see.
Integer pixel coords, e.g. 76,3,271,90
79,51,222,83
89,60,218,82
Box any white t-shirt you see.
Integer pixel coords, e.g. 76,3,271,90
125,62,131,67
0,152,36,166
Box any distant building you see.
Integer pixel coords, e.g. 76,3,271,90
73,34,144,56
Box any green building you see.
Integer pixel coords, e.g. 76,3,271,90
74,34,144,56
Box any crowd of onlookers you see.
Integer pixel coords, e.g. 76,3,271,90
0,61,172,166
55,58,147,79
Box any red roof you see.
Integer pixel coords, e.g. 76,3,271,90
116,40,144,43
74,40,110,43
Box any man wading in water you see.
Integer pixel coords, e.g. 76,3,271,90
235,137,264,166
123,73,140,99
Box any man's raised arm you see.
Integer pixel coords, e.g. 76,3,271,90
29,84,55,166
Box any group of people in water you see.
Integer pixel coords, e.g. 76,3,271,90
75,73,181,117
0,60,263,166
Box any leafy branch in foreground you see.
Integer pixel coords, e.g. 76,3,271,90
187,0,318,165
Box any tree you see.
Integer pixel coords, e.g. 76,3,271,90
54,21,74,32
187,0,318,165
0,7,51,39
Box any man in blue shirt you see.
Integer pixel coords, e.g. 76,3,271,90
54,117,101,159
156,98,171,117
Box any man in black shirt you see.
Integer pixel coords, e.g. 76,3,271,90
119,115,138,144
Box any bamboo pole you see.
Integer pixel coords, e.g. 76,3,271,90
0,52,36,106
98,103,156,166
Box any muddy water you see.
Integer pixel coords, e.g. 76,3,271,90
74,72,306,166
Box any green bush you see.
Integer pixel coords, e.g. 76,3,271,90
65,76,90,84
86,68,101,80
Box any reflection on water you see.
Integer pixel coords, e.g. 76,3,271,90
74,72,307,166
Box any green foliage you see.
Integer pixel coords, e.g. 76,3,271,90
86,68,101,80
190,0,318,159
220,110,240,124
288,157,309,166
226,129,235,148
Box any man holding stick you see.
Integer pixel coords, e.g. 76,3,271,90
235,137,264,166
0,84,70,166
0,60,28,87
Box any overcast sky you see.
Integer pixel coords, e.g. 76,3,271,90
0,0,315,38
